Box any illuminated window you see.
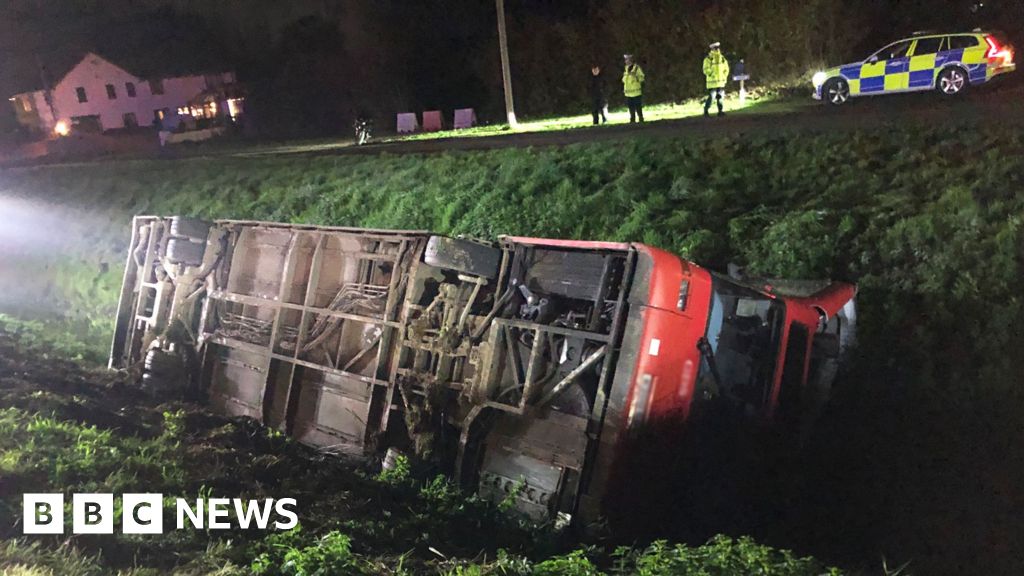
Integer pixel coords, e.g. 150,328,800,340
106,84,117,100
149,79,164,95
126,82,137,97
20,97,32,112
227,98,243,118
75,87,87,103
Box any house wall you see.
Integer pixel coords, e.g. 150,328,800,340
9,90,54,133
31,91,56,129
46,53,233,132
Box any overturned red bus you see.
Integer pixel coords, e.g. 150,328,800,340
109,217,856,529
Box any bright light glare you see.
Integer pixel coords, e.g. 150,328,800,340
0,195,69,253
227,98,244,118
812,72,827,88
54,120,70,136
0,191,117,316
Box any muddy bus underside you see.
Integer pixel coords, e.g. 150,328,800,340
110,217,636,522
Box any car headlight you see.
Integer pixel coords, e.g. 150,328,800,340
812,72,828,88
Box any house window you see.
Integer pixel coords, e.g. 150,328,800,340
123,112,138,128
149,79,165,95
75,87,88,103
106,84,117,100
20,97,33,112
71,115,102,132
126,82,137,97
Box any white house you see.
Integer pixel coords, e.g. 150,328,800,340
8,52,242,135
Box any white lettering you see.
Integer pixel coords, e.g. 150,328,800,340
233,499,274,529
207,498,231,529
274,498,298,530
176,499,204,529
123,493,164,534
24,493,296,533
72,493,113,534
23,494,64,534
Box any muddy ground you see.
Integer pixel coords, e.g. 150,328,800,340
0,326,549,574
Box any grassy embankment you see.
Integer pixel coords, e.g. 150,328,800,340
1,122,1023,574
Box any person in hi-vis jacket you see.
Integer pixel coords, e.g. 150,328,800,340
703,42,730,117
622,53,645,123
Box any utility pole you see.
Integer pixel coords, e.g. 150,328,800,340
495,0,517,127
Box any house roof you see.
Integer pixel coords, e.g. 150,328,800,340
12,49,232,96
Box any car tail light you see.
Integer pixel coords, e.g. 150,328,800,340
985,35,1001,58
985,35,1014,65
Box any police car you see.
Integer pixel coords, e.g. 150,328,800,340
813,31,1015,105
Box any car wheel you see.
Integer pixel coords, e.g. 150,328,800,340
823,78,850,106
937,67,968,96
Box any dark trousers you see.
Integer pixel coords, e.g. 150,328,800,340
591,99,607,125
626,95,644,122
704,88,724,114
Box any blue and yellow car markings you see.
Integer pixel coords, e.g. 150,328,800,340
813,32,1015,102
909,52,939,88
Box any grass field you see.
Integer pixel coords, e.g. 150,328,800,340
387,92,781,143
1,120,1023,574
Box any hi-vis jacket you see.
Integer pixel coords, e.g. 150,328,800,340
703,52,730,90
623,64,645,97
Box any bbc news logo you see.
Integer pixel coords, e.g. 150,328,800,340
23,494,298,534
